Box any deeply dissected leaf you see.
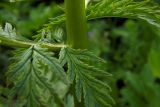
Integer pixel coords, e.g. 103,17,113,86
0,23,34,48
6,46,69,107
59,47,114,107
0,23,27,40
87,0,160,28
40,0,160,36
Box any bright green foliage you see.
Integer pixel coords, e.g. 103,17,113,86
0,23,26,41
0,45,114,107
40,15,65,34
87,0,160,28
35,15,66,42
59,47,114,107
0,23,33,48
1,0,160,107
0,22,114,107
40,0,160,34
6,46,68,107
0,23,65,49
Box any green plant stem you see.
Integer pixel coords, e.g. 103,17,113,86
0,36,65,50
65,0,88,49
65,0,88,107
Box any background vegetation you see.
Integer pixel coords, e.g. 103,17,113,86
0,0,160,107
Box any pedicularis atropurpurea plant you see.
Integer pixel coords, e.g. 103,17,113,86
0,0,160,107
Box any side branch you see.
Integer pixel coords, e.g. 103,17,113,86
0,36,66,50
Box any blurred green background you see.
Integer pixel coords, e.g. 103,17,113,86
1,0,160,107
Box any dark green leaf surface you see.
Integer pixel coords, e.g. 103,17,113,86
59,47,114,107
6,46,68,107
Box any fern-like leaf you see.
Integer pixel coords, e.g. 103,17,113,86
34,15,66,41
87,0,160,28
40,0,160,34
6,46,69,107
0,23,27,40
59,47,114,107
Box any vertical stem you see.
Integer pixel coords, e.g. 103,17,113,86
65,0,88,49
65,0,87,107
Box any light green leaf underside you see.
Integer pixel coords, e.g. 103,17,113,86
0,23,27,40
41,0,160,33
6,46,68,107
59,47,114,107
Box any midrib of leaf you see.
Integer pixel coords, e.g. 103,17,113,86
33,48,68,84
7,46,68,107
8,47,33,78
32,65,65,107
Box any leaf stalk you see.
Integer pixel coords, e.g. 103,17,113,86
0,36,65,50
